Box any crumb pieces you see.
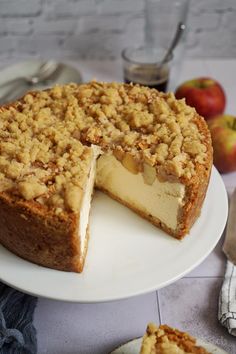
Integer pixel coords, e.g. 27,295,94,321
64,184,83,213
18,179,47,200
0,82,210,212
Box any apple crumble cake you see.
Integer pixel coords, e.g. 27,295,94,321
0,82,212,272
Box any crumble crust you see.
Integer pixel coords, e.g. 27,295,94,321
0,82,210,213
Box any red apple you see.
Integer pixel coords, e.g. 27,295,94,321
207,115,236,173
175,77,226,120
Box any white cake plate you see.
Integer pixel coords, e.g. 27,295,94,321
0,166,228,302
110,337,229,354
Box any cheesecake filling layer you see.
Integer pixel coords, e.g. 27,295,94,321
96,154,185,231
79,146,100,257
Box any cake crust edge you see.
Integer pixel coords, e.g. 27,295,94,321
0,192,87,272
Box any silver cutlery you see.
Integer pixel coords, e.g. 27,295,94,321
0,61,63,104
160,22,186,64
0,61,61,88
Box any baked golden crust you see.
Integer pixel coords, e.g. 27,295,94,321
177,113,213,238
140,323,210,354
0,82,213,272
0,191,88,272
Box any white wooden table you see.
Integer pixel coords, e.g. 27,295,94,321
2,58,236,354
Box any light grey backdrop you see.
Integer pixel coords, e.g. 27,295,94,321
0,0,234,60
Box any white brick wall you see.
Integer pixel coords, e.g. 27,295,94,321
0,0,41,17
0,0,235,60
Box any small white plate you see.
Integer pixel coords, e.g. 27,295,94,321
110,337,229,354
0,167,228,302
0,60,82,102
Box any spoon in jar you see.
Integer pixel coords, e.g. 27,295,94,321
160,22,186,65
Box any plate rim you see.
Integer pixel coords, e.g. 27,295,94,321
0,166,228,303
109,336,229,354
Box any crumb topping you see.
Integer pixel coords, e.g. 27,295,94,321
0,82,210,213
141,323,210,354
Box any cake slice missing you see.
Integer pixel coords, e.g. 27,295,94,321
140,323,211,354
